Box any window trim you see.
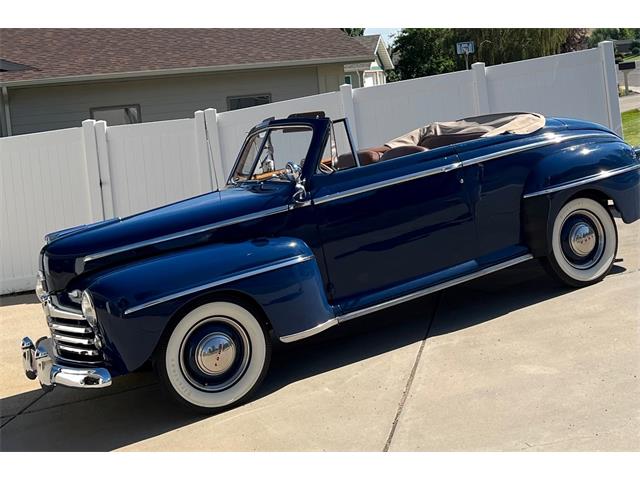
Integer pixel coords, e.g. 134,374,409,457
89,104,142,124
226,93,272,111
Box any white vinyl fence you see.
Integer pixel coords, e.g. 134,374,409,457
0,42,622,294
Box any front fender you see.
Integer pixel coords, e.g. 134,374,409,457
88,237,334,372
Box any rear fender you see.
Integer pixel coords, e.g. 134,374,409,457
521,139,640,257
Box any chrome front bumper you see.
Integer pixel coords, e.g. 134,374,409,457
21,336,112,389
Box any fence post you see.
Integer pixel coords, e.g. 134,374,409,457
81,119,105,221
204,108,225,190
194,110,215,192
340,83,359,151
94,120,115,218
598,41,623,136
471,62,490,115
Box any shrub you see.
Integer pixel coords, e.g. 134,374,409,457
632,47,640,55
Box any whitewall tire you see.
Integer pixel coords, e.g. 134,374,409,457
544,197,617,287
156,301,271,413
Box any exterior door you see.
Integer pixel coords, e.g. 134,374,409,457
310,147,477,311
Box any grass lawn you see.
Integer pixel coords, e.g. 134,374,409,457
622,109,640,146
623,55,640,62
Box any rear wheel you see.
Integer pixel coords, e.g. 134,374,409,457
543,197,617,287
155,301,271,414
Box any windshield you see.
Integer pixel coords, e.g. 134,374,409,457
230,126,314,184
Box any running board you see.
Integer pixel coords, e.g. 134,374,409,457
279,253,533,343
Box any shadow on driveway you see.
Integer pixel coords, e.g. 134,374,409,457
0,258,626,451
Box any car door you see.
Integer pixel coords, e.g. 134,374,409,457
454,134,538,259
310,146,478,312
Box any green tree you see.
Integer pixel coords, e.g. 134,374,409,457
391,28,457,80
451,29,570,67
340,28,365,37
587,28,638,48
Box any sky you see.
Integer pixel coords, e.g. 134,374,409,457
364,28,401,45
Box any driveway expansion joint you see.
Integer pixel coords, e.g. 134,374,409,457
383,292,442,452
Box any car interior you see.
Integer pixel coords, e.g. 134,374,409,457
325,112,545,171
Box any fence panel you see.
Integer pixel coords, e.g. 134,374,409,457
105,118,210,218
484,48,613,132
352,70,476,149
0,128,95,293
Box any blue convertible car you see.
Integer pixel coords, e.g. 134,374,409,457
22,111,640,412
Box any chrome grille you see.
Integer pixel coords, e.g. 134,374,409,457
46,299,102,362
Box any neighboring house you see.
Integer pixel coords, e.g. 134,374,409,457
344,35,394,88
0,29,373,136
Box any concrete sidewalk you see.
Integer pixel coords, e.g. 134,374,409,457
1,219,638,451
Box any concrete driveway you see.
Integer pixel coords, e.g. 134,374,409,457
1,219,638,452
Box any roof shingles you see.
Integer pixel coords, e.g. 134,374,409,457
0,28,372,84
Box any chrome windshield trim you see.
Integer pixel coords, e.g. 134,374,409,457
314,161,463,205
83,206,289,265
278,254,533,343
461,132,612,167
523,163,640,198
124,254,314,316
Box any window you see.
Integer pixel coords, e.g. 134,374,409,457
344,75,352,85
317,119,358,173
227,94,271,111
90,105,141,125
230,126,313,183
363,70,386,87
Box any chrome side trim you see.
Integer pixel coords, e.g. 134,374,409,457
278,254,533,343
314,161,463,205
279,318,339,343
124,254,315,316
523,163,640,198
83,205,289,264
311,133,612,206
462,132,610,167
337,254,533,322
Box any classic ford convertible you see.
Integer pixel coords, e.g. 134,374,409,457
22,112,640,412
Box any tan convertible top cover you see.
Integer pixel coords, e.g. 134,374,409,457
385,112,545,149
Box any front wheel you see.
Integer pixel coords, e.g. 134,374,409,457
155,301,271,414
543,197,618,288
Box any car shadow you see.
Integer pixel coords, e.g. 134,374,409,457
0,258,626,451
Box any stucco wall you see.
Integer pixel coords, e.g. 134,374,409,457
5,64,346,135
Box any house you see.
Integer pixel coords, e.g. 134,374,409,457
0,29,373,136
344,35,394,88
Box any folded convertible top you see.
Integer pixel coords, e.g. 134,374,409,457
385,112,546,149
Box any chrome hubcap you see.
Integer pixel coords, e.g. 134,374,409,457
568,222,596,257
195,333,236,375
560,209,605,270
179,317,251,392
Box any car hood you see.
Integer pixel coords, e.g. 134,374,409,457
43,183,292,292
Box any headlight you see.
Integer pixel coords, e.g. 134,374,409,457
35,271,48,302
81,290,98,329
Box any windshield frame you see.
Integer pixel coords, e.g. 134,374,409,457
226,118,329,186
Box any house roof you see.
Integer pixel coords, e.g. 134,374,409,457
344,34,394,71
0,29,374,87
